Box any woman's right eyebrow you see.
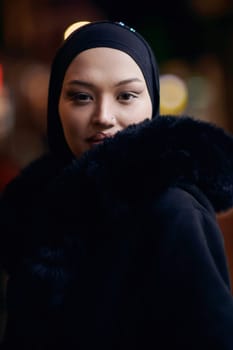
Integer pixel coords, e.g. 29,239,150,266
67,80,94,88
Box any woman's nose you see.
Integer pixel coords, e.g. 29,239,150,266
92,102,116,126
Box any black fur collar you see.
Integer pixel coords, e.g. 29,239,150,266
4,115,233,214
65,115,233,213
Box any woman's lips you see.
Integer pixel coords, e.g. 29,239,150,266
86,132,113,145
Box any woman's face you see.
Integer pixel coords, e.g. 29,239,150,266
59,47,153,158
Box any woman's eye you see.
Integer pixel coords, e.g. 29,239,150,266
118,92,137,101
66,91,92,102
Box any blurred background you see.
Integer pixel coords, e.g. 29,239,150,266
0,0,233,338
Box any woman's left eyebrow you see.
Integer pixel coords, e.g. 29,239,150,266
115,78,143,87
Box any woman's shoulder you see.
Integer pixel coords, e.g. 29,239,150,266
147,185,214,233
149,185,227,262
154,184,214,214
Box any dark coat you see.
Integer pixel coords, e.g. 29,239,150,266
1,115,233,349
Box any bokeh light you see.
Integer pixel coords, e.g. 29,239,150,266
64,21,91,40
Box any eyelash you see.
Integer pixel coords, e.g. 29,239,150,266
66,91,91,102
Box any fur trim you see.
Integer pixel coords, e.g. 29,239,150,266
55,115,233,213
3,115,233,214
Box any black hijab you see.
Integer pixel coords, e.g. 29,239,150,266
47,20,160,160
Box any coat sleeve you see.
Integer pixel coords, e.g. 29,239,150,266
150,187,233,349
0,191,20,273
0,155,55,273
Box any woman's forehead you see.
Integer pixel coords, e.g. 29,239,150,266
65,47,145,77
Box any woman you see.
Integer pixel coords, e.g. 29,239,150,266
1,20,233,349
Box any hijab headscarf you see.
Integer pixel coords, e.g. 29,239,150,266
47,20,160,160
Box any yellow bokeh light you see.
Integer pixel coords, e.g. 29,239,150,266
64,21,91,40
160,74,188,115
